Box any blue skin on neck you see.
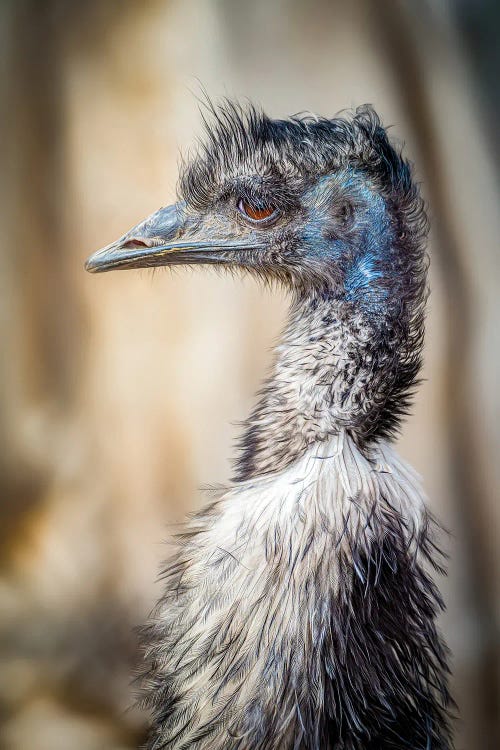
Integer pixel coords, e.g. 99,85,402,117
301,171,393,315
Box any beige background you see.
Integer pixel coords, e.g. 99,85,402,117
0,1,498,748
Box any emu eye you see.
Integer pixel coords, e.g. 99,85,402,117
237,199,277,223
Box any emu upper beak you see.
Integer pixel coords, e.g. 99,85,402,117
85,202,263,273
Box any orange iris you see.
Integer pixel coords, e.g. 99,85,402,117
240,200,275,221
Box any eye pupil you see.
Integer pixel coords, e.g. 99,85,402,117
239,199,275,222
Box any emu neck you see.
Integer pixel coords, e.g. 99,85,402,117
236,293,412,481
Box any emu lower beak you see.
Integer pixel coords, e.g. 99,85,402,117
85,202,262,273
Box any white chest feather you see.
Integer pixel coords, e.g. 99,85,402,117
146,433,429,748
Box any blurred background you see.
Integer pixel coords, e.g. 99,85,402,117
0,1,498,748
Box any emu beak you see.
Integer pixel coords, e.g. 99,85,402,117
85,202,263,273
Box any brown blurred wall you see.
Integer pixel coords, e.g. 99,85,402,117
0,1,498,748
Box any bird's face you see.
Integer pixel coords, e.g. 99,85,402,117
86,105,421,311
86,170,391,299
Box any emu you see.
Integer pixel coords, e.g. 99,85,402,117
86,103,453,750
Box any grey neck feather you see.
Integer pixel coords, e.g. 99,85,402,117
235,291,415,481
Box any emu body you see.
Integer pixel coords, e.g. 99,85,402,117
86,104,453,749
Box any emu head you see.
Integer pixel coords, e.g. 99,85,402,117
86,103,427,322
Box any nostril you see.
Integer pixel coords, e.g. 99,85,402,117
122,238,151,249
